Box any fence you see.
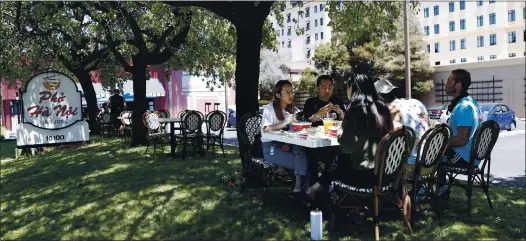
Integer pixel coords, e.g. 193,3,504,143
434,76,503,104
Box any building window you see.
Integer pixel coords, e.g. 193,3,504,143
460,19,466,30
305,7,310,17
320,18,324,25
288,40,291,48
281,29,284,36
434,42,440,53
306,22,310,31
477,56,484,61
490,34,496,46
477,36,484,47
461,38,466,49
434,5,439,16
315,19,318,27
307,49,311,58
287,27,291,36
320,32,324,39
314,6,317,13
509,31,516,43
424,8,429,18
434,24,440,34
320,4,324,11
281,41,284,48
477,1,483,7
450,59,456,64
449,21,455,32
509,53,517,57
524,30,526,42
524,7,525,19
435,61,441,66
306,36,311,44
426,44,430,53
490,55,497,59
424,26,430,36
477,15,483,27
280,5,285,12
489,0,495,3
449,2,455,12
315,33,318,40
287,13,291,23
508,10,515,22
460,0,465,10
461,58,467,63
489,13,496,25
450,40,456,51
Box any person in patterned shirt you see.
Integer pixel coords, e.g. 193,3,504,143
374,79,432,177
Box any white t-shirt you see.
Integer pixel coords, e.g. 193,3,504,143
261,103,286,143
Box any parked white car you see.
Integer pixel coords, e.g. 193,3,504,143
427,104,450,124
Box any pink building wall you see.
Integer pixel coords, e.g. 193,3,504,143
1,79,22,131
169,70,187,115
149,65,168,111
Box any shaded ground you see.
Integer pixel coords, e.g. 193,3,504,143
1,138,524,240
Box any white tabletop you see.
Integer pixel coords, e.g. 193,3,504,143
151,118,181,123
261,131,339,148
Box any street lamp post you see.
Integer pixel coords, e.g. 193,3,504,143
403,1,411,99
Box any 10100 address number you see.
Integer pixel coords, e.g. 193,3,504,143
45,135,65,141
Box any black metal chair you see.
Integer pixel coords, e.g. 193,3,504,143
205,110,227,157
329,126,415,240
120,111,133,145
176,110,204,158
408,124,450,212
98,112,113,138
143,111,169,157
238,112,285,203
442,120,500,216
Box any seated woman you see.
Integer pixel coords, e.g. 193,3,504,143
261,80,308,193
305,73,393,198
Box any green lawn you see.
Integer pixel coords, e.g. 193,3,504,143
1,138,524,240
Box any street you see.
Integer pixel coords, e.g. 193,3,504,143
223,121,525,187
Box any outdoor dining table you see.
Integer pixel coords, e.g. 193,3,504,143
261,131,339,148
151,117,182,157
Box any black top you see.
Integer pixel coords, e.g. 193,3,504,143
302,96,345,127
109,94,125,114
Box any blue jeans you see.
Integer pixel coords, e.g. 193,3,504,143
262,142,308,176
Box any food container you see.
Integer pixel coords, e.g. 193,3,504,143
328,126,339,137
291,122,312,132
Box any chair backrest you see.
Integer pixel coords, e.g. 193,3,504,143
406,126,417,154
99,112,112,124
239,112,262,147
120,111,133,126
470,120,500,166
374,126,413,188
206,110,226,133
182,110,203,134
415,125,450,170
143,111,163,134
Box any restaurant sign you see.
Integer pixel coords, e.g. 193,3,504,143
17,72,90,147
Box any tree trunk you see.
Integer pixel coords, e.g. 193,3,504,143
234,22,264,173
131,56,148,146
74,69,101,135
234,24,264,128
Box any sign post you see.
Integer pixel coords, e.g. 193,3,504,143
16,72,90,148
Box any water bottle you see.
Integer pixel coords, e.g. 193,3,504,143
310,209,323,240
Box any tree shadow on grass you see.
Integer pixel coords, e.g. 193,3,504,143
1,137,525,240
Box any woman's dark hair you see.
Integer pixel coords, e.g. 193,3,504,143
345,74,393,158
272,80,294,121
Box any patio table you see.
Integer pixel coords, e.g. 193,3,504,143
261,131,339,148
151,118,182,157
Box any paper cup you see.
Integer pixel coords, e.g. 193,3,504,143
328,126,338,137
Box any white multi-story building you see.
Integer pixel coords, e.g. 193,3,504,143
420,1,525,66
271,1,333,72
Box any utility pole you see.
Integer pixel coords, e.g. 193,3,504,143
403,1,412,99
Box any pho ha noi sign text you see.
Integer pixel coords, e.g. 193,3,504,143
17,72,90,147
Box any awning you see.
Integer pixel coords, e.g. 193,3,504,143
122,78,166,98
76,83,110,98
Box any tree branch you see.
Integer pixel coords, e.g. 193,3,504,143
152,26,174,55
164,1,236,23
110,2,148,54
152,11,193,64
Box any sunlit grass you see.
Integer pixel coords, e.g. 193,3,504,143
1,137,524,240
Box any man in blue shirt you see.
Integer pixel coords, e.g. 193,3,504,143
438,69,481,195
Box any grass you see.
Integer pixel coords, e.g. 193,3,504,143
1,137,525,240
